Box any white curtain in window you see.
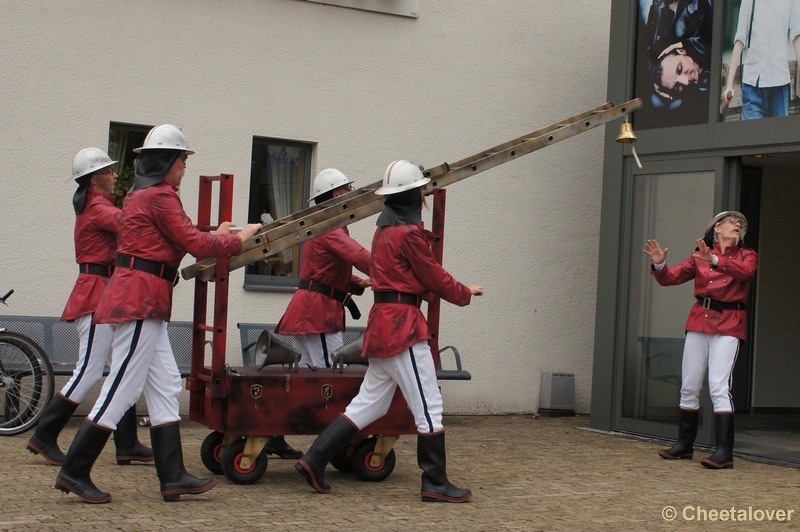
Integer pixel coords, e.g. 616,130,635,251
265,145,301,218
265,145,303,276
108,130,130,168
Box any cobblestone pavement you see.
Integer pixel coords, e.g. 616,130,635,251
2,416,799,531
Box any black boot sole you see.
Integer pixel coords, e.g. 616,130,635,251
54,478,111,504
658,450,693,460
161,478,218,502
421,491,473,503
116,455,155,465
27,442,65,466
700,459,733,469
295,460,331,493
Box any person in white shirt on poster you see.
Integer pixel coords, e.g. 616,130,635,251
721,0,800,119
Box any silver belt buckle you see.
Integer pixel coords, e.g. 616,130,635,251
702,297,711,310
341,293,352,307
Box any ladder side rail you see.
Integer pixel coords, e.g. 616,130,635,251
188,175,214,424
196,197,388,281
425,102,615,177
188,101,620,276
241,183,384,248
427,189,447,369
420,100,639,192
183,100,641,282
182,182,384,279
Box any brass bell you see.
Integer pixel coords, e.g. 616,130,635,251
616,116,642,168
616,116,638,144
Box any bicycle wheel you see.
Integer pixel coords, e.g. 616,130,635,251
0,331,55,436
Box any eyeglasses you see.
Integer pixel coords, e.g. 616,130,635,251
716,216,746,230
178,153,189,162
98,167,115,175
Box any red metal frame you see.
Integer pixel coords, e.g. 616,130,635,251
188,176,449,438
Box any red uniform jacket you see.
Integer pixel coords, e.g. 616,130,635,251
652,244,758,341
94,182,241,324
363,224,472,359
62,193,120,322
275,227,370,335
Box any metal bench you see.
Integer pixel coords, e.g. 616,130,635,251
0,316,195,378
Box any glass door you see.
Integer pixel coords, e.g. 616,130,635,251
614,158,729,442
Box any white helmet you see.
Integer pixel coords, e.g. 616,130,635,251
308,168,354,203
72,147,117,181
133,124,195,154
375,160,430,195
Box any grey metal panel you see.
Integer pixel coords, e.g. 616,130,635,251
0,316,194,377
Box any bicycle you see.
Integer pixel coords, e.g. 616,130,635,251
0,289,55,436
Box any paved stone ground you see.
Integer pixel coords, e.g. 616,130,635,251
2,416,799,531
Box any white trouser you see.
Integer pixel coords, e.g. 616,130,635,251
680,331,740,413
294,333,344,369
88,320,182,430
60,314,113,403
344,340,443,434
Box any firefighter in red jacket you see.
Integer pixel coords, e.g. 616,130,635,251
296,160,483,503
270,169,372,459
55,125,262,504
645,211,757,469
27,148,152,467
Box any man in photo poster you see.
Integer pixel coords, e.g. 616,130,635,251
634,0,714,129
721,0,800,121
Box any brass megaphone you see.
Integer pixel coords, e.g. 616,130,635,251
254,330,301,371
616,117,638,143
330,332,368,373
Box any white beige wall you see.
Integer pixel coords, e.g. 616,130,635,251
0,0,611,414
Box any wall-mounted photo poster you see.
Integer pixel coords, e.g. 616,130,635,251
720,0,800,121
633,0,714,130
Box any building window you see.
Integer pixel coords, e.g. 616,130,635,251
108,122,153,206
244,137,313,291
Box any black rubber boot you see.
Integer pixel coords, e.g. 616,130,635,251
26,393,79,466
295,415,358,493
418,431,472,503
114,405,154,465
701,413,735,469
658,409,699,460
264,435,303,459
150,422,217,501
54,420,112,504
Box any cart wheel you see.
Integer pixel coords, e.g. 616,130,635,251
200,431,225,475
329,445,354,473
221,439,268,485
351,438,395,482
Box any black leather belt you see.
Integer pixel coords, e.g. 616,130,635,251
116,253,179,286
298,279,361,320
374,291,421,307
79,263,113,277
696,297,745,312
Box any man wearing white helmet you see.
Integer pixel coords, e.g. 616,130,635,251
55,125,262,504
270,168,372,459
644,211,757,469
27,148,152,468
296,160,483,503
